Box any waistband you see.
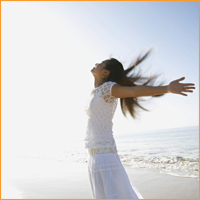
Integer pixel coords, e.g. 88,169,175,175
87,146,118,156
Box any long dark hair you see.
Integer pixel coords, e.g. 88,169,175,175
103,48,166,119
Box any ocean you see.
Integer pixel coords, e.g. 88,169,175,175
3,126,199,179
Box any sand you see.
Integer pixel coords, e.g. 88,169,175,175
1,157,199,199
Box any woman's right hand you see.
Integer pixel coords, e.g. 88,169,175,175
167,77,196,96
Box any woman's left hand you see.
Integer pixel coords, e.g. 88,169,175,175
167,77,196,96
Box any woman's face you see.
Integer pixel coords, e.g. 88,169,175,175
91,61,109,78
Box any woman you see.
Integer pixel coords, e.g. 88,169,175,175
84,49,195,199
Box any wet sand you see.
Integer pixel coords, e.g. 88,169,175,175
1,157,199,199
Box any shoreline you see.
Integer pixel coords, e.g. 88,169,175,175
2,157,199,199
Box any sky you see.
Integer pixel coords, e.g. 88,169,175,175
1,1,199,156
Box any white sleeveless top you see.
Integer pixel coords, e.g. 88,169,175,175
84,81,118,149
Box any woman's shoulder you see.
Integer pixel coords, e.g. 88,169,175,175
101,81,118,99
106,81,117,85
102,81,118,91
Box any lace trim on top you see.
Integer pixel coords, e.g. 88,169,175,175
87,146,118,157
85,140,117,149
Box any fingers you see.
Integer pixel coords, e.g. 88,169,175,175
177,77,185,81
184,86,196,89
177,77,195,87
180,92,187,96
183,83,195,86
183,86,195,92
183,86,195,93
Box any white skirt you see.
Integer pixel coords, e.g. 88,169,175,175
87,147,144,199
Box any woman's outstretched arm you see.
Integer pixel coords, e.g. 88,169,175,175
112,77,195,98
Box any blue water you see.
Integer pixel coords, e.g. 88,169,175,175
114,126,199,179
115,126,199,159
8,126,199,179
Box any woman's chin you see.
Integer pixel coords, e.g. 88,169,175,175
90,70,96,76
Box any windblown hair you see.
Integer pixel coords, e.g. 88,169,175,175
103,48,166,119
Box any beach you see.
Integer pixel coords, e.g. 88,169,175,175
2,157,199,199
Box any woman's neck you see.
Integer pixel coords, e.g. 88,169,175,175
94,78,106,88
